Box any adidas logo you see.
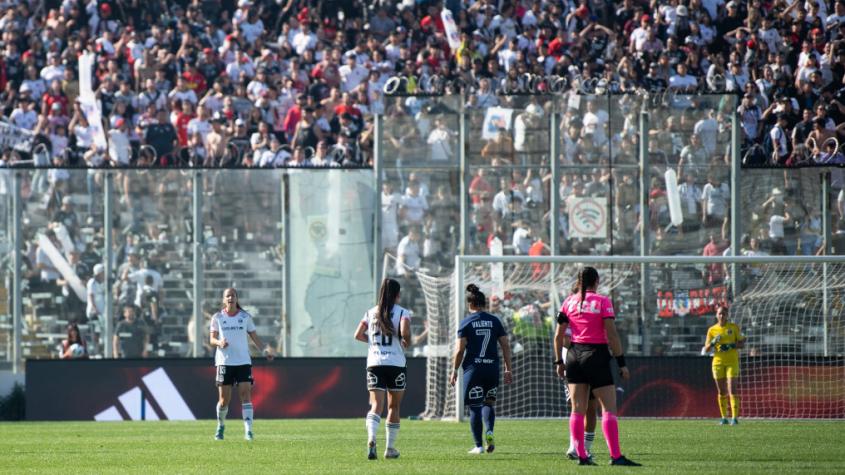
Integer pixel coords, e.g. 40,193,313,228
94,368,196,421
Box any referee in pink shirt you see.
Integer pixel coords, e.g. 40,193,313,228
553,266,640,466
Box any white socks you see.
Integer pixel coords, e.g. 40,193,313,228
386,422,400,449
242,403,253,433
216,403,228,428
585,431,595,453
568,431,596,453
366,412,381,444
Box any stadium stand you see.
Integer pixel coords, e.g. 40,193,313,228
1,0,843,360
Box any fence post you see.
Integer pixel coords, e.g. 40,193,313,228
730,109,742,300
459,110,468,256
192,171,204,357
638,111,651,356
280,172,289,357
821,171,831,356
374,113,384,294
11,172,22,373
550,112,560,256
104,172,114,358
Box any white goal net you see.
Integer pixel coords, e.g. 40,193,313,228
730,262,845,418
416,259,637,419
414,255,845,420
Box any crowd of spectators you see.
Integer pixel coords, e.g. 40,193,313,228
0,0,842,170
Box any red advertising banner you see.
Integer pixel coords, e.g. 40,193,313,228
25,356,844,420
618,357,845,418
656,285,728,318
25,358,427,421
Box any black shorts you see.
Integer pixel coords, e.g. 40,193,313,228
565,343,614,389
463,367,498,406
564,381,596,401
216,364,253,386
367,365,407,391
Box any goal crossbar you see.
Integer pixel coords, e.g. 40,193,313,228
458,255,845,265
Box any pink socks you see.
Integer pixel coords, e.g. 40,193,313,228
602,411,621,459
569,412,587,459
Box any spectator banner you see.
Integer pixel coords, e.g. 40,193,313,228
78,52,95,102
656,285,728,318
481,107,514,140
25,358,426,420
78,52,108,150
567,197,607,238
0,121,35,153
37,233,86,301
441,9,461,52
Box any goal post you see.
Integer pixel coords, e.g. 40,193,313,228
416,254,845,420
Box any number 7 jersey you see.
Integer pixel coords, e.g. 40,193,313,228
458,311,506,371
362,304,411,367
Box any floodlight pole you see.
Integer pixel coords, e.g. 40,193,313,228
11,172,22,373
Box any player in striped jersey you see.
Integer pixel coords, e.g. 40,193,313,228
210,288,274,441
354,278,411,460
450,284,513,454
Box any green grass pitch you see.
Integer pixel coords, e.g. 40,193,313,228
1,419,842,474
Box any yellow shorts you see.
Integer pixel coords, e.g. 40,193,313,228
712,362,740,380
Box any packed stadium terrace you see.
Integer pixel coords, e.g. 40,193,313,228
0,0,843,167
2,0,845,360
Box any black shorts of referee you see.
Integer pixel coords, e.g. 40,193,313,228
565,343,614,389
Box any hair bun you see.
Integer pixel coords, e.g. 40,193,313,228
466,284,480,293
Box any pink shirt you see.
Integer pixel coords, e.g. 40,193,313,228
559,291,615,344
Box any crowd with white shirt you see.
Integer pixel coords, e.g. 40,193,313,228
0,0,843,171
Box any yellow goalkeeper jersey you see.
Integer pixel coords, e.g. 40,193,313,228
706,322,744,366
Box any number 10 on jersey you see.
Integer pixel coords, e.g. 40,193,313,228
371,322,393,346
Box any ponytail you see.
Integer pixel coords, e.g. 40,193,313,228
575,266,599,315
465,284,487,310
376,278,401,336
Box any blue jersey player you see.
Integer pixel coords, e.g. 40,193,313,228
450,284,514,454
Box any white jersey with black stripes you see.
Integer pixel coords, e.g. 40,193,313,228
361,304,410,368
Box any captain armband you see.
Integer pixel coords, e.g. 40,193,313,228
556,312,569,324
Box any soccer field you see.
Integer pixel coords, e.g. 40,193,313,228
1,419,841,474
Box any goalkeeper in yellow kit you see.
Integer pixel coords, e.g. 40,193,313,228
703,305,745,425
